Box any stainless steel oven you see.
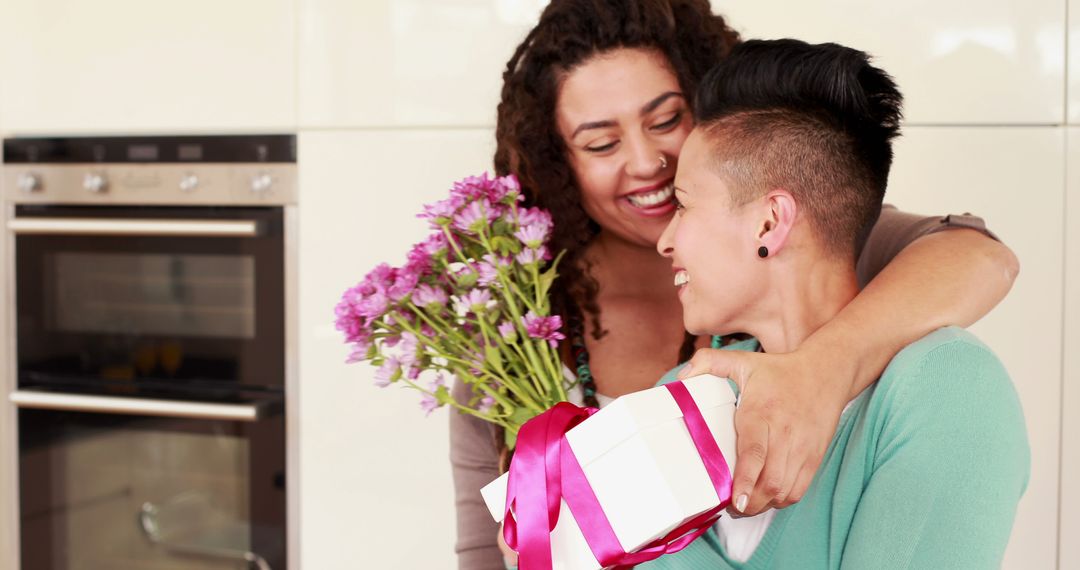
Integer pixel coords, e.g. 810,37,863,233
3,135,296,570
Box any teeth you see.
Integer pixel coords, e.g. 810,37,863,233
674,270,689,287
627,182,674,208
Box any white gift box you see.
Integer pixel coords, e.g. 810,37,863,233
481,374,738,570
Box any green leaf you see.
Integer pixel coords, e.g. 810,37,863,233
434,385,452,405
491,235,523,257
485,344,505,374
455,270,479,289
537,250,567,300
492,219,512,237
507,406,539,432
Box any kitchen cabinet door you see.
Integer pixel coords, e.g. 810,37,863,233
886,126,1064,569
0,0,295,133
296,129,495,568
716,0,1065,125
1062,128,1080,570
299,0,546,128
1069,0,1080,123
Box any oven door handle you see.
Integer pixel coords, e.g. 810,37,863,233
9,390,271,422
7,217,260,237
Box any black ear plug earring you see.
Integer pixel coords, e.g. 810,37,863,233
758,246,769,258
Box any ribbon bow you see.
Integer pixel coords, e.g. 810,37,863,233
502,380,733,569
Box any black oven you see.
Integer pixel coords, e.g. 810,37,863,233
5,136,295,570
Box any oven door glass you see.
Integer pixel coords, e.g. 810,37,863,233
19,407,285,570
14,206,285,397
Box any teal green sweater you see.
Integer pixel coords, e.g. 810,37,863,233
642,327,1030,569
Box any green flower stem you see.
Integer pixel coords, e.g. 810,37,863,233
395,305,547,414
398,376,512,429
471,316,546,406
474,315,540,402
491,269,555,406
538,339,569,402
384,310,531,410
531,263,543,308
481,317,551,406
449,366,524,416
406,301,482,355
498,333,547,399
442,226,479,274
389,312,543,414
471,225,556,405
476,227,540,315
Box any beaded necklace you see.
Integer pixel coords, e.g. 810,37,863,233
567,313,701,408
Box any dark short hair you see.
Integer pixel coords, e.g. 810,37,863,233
693,39,903,260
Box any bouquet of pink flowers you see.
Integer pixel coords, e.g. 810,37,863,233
335,173,571,446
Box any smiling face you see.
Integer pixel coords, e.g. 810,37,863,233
657,129,767,335
555,48,694,247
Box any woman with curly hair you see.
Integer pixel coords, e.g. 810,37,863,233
450,1,1020,568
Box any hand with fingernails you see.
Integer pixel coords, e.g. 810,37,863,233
676,345,848,517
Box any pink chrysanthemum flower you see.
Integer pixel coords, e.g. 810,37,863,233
476,260,499,287
374,357,400,388
413,283,449,308
420,393,440,416
398,332,419,368
455,288,493,314
521,311,565,348
514,222,549,249
497,321,516,342
518,207,553,232
516,246,550,266
388,266,420,302
419,232,449,256
418,196,461,229
452,200,497,235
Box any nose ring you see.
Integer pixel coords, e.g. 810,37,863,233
658,154,668,170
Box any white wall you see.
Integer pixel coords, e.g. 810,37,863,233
0,0,297,133
0,0,1074,569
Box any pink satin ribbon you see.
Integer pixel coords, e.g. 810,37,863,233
502,381,733,570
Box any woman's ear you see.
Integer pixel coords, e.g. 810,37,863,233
756,189,797,257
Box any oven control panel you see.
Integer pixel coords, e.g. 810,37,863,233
1,135,297,206
3,163,297,205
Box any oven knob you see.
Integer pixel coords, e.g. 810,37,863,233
251,172,273,195
179,173,199,193
16,173,42,193
83,172,108,194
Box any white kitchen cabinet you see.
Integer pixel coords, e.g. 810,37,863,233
887,126,1064,568
0,0,296,133
1061,128,1080,569
296,129,495,568
1069,0,1080,123
716,0,1065,125
299,0,546,128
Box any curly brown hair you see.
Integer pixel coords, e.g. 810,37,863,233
493,0,741,339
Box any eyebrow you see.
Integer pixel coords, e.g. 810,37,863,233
570,91,685,139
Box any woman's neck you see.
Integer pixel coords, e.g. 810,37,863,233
585,231,675,298
747,255,860,354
